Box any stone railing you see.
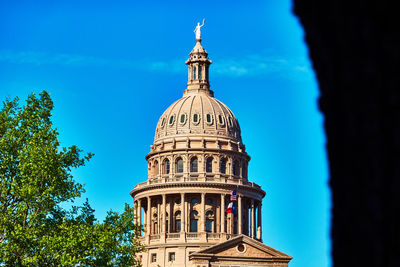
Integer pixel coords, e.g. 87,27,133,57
186,233,200,239
166,233,180,239
150,234,160,241
206,233,221,239
139,232,240,244
134,174,259,189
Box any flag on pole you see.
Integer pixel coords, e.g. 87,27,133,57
226,202,237,215
227,202,233,213
230,189,237,201
232,201,237,215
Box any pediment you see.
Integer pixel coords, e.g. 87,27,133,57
190,235,292,261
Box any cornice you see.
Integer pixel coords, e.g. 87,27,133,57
130,181,265,199
145,147,250,160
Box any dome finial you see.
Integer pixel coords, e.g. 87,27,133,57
185,20,213,96
194,19,205,42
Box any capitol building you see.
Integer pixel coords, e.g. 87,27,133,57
130,27,292,267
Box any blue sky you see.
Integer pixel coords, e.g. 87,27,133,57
0,1,330,266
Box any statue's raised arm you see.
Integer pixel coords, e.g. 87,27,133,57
194,19,205,41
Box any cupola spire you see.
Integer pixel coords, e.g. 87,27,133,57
184,19,213,96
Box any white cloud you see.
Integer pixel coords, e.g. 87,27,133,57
0,50,311,80
212,54,310,79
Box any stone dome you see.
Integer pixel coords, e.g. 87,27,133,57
154,91,242,144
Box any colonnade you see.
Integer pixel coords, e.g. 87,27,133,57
134,192,262,242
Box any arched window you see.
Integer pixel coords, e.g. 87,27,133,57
163,159,170,174
193,66,197,80
174,211,181,232
191,198,199,205
190,211,199,232
154,222,158,234
205,210,214,232
242,161,247,178
153,213,158,234
220,158,227,174
153,160,159,176
233,160,240,176
176,158,183,173
206,157,213,173
190,157,198,172
199,67,203,80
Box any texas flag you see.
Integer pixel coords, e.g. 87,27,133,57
226,202,237,214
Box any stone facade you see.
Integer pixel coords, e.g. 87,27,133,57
131,38,291,267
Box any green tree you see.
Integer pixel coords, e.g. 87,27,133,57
0,91,144,266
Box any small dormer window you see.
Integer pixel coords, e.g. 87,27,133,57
193,113,200,124
206,114,212,124
228,116,233,127
169,115,175,126
179,113,187,125
160,117,166,127
218,114,224,125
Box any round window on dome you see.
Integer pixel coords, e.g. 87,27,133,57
218,114,225,126
193,113,200,125
160,117,166,127
228,117,233,127
179,113,187,125
206,113,213,125
169,115,175,126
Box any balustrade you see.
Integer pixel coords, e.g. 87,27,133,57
134,174,260,189
150,234,160,241
206,233,220,239
186,233,200,239
166,233,180,239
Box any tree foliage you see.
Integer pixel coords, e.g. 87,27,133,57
0,92,144,266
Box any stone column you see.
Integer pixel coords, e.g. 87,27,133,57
201,193,205,232
221,194,225,233
181,193,185,233
216,204,220,233
169,197,173,233
257,201,262,240
157,200,160,234
162,194,166,233
147,196,151,236
251,199,255,239
229,213,234,235
238,195,242,235
143,201,147,230
137,199,142,236
133,201,137,224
